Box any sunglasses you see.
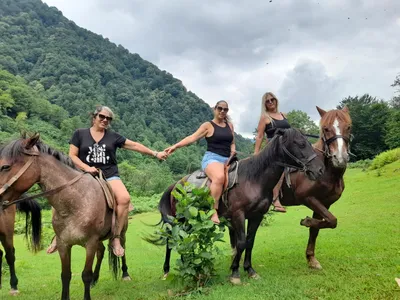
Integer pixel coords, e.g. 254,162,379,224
265,98,276,104
216,106,229,113
98,113,113,122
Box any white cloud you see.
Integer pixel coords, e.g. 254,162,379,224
43,0,400,136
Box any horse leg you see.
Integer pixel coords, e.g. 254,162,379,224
300,197,337,229
58,242,72,300
3,236,19,295
91,242,105,287
306,212,323,270
243,214,263,279
229,227,237,257
229,213,245,285
120,233,131,281
162,241,172,279
82,239,98,300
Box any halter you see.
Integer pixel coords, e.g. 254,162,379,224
319,133,355,159
0,149,86,209
276,136,317,172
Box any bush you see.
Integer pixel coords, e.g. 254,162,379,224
348,159,373,170
155,183,225,289
130,193,162,215
369,148,400,170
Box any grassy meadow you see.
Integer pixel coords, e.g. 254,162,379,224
1,161,400,299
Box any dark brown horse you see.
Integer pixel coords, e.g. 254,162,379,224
0,134,131,300
156,128,325,284
0,199,41,295
279,106,352,269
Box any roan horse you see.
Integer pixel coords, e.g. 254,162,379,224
0,134,131,300
0,199,41,295
156,128,325,284
279,106,352,269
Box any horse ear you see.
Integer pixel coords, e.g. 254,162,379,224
342,106,349,113
25,133,40,149
316,106,326,117
274,128,285,136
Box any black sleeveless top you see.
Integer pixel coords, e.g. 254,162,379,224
265,114,291,139
205,121,233,157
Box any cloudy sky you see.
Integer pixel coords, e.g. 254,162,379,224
43,0,400,137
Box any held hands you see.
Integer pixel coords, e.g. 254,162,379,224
155,150,168,161
164,145,177,155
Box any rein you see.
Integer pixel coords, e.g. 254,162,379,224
275,136,317,172
0,150,87,209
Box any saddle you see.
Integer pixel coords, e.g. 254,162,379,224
94,170,116,210
182,154,240,206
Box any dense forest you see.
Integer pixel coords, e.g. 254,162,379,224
0,0,399,199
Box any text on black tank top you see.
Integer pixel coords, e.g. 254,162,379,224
265,113,291,139
206,121,233,157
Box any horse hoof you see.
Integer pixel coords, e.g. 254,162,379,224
308,258,323,270
229,277,241,285
162,273,169,280
249,273,261,280
300,217,312,227
122,276,132,281
10,289,20,296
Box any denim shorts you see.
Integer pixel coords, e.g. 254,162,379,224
106,176,121,182
201,151,229,171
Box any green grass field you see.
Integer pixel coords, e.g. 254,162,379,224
1,161,400,299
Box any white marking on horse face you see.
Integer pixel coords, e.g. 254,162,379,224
333,118,345,162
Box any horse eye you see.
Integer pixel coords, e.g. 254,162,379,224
1,165,11,172
299,142,306,149
323,127,329,132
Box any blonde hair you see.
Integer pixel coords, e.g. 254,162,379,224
261,92,280,125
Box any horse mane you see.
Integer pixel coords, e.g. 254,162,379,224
0,137,78,170
319,109,352,135
237,129,299,181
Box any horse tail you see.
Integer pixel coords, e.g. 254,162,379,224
158,183,175,225
16,199,42,252
143,183,175,246
108,242,121,280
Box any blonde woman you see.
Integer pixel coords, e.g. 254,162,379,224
254,92,291,212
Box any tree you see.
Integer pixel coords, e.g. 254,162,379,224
337,94,390,160
384,110,400,149
286,110,319,143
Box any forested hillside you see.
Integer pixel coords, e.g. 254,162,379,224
0,0,253,186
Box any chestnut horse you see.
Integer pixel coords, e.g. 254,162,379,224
279,106,352,269
0,134,131,300
0,199,41,295
155,128,325,284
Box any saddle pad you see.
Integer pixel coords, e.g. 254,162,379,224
185,170,209,189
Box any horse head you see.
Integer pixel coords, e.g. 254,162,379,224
316,106,352,168
275,128,325,181
0,134,41,207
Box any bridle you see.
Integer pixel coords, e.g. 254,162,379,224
276,136,317,172
0,149,86,209
316,132,355,159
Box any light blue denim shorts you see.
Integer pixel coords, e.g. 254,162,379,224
106,176,121,182
201,151,229,171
